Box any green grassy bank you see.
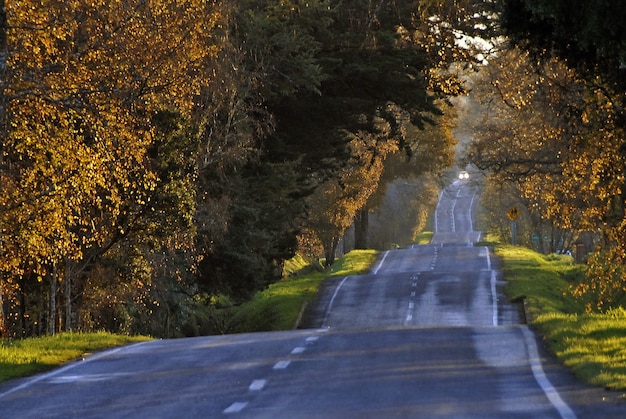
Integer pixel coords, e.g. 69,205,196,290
0,332,149,382
230,249,378,332
496,244,626,392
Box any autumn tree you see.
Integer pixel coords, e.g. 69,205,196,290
266,0,494,261
464,47,597,248
355,101,457,249
499,1,626,311
1,0,224,336
306,124,398,266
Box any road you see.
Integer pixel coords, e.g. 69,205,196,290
0,179,624,418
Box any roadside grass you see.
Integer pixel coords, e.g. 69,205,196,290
496,244,626,391
413,231,433,245
0,331,150,383
231,249,379,333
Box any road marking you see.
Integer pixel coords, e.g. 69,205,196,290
469,193,476,232
372,251,390,274
224,402,248,414
408,302,414,309
306,336,319,343
291,347,305,354
249,379,267,392
483,246,492,270
521,327,577,419
322,276,349,327
48,373,130,384
411,291,416,297
490,270,498,327
435,190,444,233
273,360,291,370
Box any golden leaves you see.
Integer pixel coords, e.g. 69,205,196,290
1,0,225,276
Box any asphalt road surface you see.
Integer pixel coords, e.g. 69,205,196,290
1,179,624,418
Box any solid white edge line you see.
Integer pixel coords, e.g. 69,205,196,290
0,340,152,400
322,276,349,328
490,270,498,327
372,251,390,275
469,193,476,232
521,327,577,419
434,190,443,233
484,246,492,271
450,198,457,232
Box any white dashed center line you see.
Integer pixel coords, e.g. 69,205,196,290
249,379,267,392
224,402,248,414
273,360,291,370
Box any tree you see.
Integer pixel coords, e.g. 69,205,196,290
306,127,396,265
356,101,457,248
267,0,491,261
464,47,601,242
501,0,626,91
498,2,626,311
1,0,224,335
197,160,306,300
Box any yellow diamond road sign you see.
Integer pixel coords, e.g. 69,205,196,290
507,206,520,221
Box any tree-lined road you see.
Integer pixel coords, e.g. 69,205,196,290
0,179,622,417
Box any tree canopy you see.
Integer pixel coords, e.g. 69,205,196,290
481,0,626,311
0,0,493,337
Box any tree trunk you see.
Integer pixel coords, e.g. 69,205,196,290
324,238,338,267
354,208,369,249
65,262,72,332
48,264,57,336
0,282,5,338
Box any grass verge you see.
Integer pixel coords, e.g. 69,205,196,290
231,249,379,333
413,231,434,245
0,331,150,383
496,244,626,391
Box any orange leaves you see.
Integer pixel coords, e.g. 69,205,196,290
573,247,626,312
1,0,225,277
467,45,626,234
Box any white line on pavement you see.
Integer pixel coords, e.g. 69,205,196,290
372,251,390,275
469,193,476,232
322,276,349,327
521,327,577,419
249,379,267,392
434,190,443,233
490,270,498,327
224,402,249,414
273,360,291,370
483,246,492,270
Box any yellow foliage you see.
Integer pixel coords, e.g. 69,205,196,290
1,0,224,276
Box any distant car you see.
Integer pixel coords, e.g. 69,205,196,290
459,171,469,180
